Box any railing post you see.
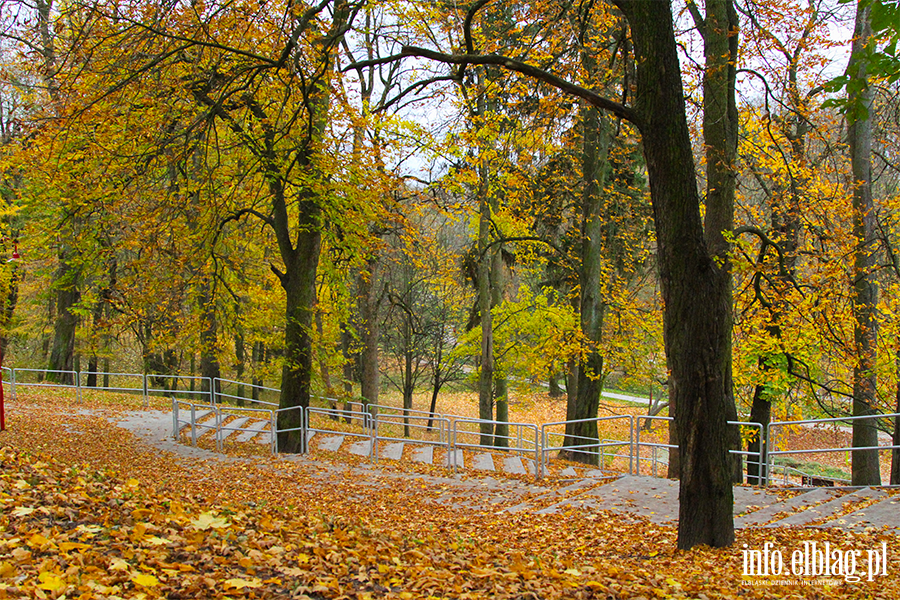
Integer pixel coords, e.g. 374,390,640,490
533,426,539,482
371,414,379,463
190,404,197,447
270,408,278,455
10,369,16,400
172,399,178,440
635,420,642,476
142,374,149,409
215,407,222,453
75,370,81,403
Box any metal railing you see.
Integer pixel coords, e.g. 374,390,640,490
9,368,81,402
449,417,539,474
11,363,900,487
766,413,900,486
540,415,635,477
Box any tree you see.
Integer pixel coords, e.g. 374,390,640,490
367,0,738,548
847,0,883,485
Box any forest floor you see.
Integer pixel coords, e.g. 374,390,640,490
2,390,899,599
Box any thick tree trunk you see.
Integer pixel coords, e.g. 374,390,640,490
847,0,881,486
276,221,321,454
490,231,508,448
47,257,78,384
701,0,743,485
616,0,735,549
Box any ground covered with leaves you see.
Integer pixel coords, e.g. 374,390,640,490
1,394,899,599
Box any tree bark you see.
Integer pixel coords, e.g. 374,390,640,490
701,0,743,485
47,255,78,384
615,0,735,549
847,0,881,486
198,276,220,402
276,213,321,454
477,163,494,446
357,258,381,409
560,102,611,465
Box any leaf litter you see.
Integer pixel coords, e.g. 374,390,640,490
1,393,899,599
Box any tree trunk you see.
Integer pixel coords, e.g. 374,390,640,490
560,99,611,465
548,372,563,398
357,258,381,409
701,0,743,485
341,326,355,420
252,340,264,401
199,276,220,403
746,383,771,485
276,219,321,454
616,0,735,549
477,165,494,446
847,0,881,486
235,333,246,406
402,318,413,437
47,256,78,384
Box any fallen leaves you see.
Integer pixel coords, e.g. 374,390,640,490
2,396,899,599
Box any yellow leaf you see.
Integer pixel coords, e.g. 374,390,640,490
28,533,50,548
37,572,66,592
131,573,159,587
10,506,34,517
225,578,262,589
144,535,168,546
125,478,140,488
191,512,229,530
110,558,130,571
0,562,16,577
564,568,581,577
58,542,91,552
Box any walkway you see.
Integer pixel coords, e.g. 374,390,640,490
114,408,900,532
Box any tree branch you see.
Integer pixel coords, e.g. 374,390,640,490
402,46,638,126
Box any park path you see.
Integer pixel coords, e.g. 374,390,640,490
106,408,900,533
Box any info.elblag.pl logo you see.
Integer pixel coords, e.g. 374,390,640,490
742,541,889,583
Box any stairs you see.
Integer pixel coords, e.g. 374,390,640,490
530,475,899,530
174,411,898,531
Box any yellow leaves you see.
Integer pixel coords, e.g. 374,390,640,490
57,541,92,552
0,562,16,577
36,572,66,593
130,572,159,587
190,511,230,530
10,506,34,516
223,577,263,590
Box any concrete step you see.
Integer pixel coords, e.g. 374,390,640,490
471,453,495,471
235,419,269,443
767,487,888,528
735,488,839,528
348,439,373,456
219,416,250,439
317,434,344,452
444,449,464,468
411,446,433,464
380,442,404,461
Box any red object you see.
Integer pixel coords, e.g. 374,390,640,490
11,244,19,260
0,348,5,431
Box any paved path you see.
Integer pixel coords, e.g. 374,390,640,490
115,409,900,531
